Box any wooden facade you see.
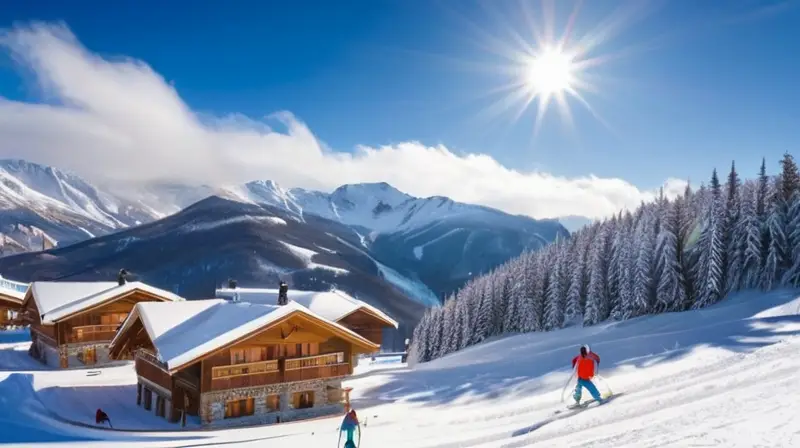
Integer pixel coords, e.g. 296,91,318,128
0,293,23,328
111,305,378,426
23,286,180,368
337,308,391,347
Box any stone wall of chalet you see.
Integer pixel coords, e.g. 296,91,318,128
198,378,344,427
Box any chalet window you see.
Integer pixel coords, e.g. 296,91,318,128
290,391,314,409
100,313,128,325
266,394,280,412
224,397,254,419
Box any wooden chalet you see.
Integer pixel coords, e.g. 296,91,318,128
214,286,399,348
0,275,29,328
108,298,379,427
21,277,184,368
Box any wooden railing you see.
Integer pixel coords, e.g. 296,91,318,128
211,359,281,391
208,352,349,392
70,324,120,343
137,349,169,371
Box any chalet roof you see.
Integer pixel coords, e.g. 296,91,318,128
28,281,185,324
0,275,28,303
214,287,399,329
112,298,379,373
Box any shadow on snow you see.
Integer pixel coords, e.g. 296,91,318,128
355,289,800,408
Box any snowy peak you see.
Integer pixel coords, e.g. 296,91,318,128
0,159,165,255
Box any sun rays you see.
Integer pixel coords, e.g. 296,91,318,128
440,0,652,139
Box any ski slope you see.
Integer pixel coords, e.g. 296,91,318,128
2,289,800,447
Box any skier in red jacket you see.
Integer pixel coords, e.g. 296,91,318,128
571,345,604,405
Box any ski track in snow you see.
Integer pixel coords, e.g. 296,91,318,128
2,290,800,447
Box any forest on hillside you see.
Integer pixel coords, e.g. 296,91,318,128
409,154,800,364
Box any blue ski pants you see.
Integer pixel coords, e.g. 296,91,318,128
573,378,602,402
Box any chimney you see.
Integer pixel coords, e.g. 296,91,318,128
117,269,128,286
277,281,288,306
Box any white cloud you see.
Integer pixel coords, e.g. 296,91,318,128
0,22,685,220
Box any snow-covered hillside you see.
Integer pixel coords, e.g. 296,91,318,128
1,289,799,447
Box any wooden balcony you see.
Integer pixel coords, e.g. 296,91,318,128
284,352,349,382
208,353,349,392
69,324,120,343
211,359,281,391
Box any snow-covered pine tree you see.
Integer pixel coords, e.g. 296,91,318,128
740,183,763,289
565,228,588,322
440,295,459,356
655,197,687,312
763,202,786,290
530,252,547,332
692,169,726,309
544,243,566,330
502,271,520,334
756,158,772,282
518,252,539,333
630,205,656,317
780,194,800,286
457,290,472,351
410,310,431,363
724,161,741,292
584,222,611,325
607,213,624,312
616,218,635,318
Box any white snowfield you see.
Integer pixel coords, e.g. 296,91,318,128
1,289,800,447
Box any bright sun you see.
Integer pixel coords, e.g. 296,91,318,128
457,0,630,137
525,47,576,96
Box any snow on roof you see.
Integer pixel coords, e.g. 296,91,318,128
117,298,379,372
31,281,185,324
215,287,398,328
0,275,29,300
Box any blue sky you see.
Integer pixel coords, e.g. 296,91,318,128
0,0,797,219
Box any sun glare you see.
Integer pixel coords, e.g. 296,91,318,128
525,47,576,97
450,0,643,138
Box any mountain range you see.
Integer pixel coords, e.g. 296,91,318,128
0,159,569,332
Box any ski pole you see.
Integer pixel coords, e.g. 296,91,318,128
595,374,614,396
560,364,577,403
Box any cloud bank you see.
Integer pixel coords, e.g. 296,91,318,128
0,22,685,220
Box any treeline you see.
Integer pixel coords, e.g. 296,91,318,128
410,153,800,364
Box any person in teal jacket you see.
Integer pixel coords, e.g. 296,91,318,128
340,409,360,448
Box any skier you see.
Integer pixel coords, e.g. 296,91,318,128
340,408,360,448
95,408,112,428
571,344,604,405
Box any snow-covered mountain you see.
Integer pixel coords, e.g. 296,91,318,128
219,180,569,296
222,180,549,234
0,159,163,255
0,159,568,302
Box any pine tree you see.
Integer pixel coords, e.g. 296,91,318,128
544,244,565,330
584,224,611,325
781,195,800,286
631,207,655,317
656,197,688,312
724,161,741,292
780,153,800,202
692,169,726,309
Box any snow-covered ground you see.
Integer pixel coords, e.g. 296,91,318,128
2,289,800,447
